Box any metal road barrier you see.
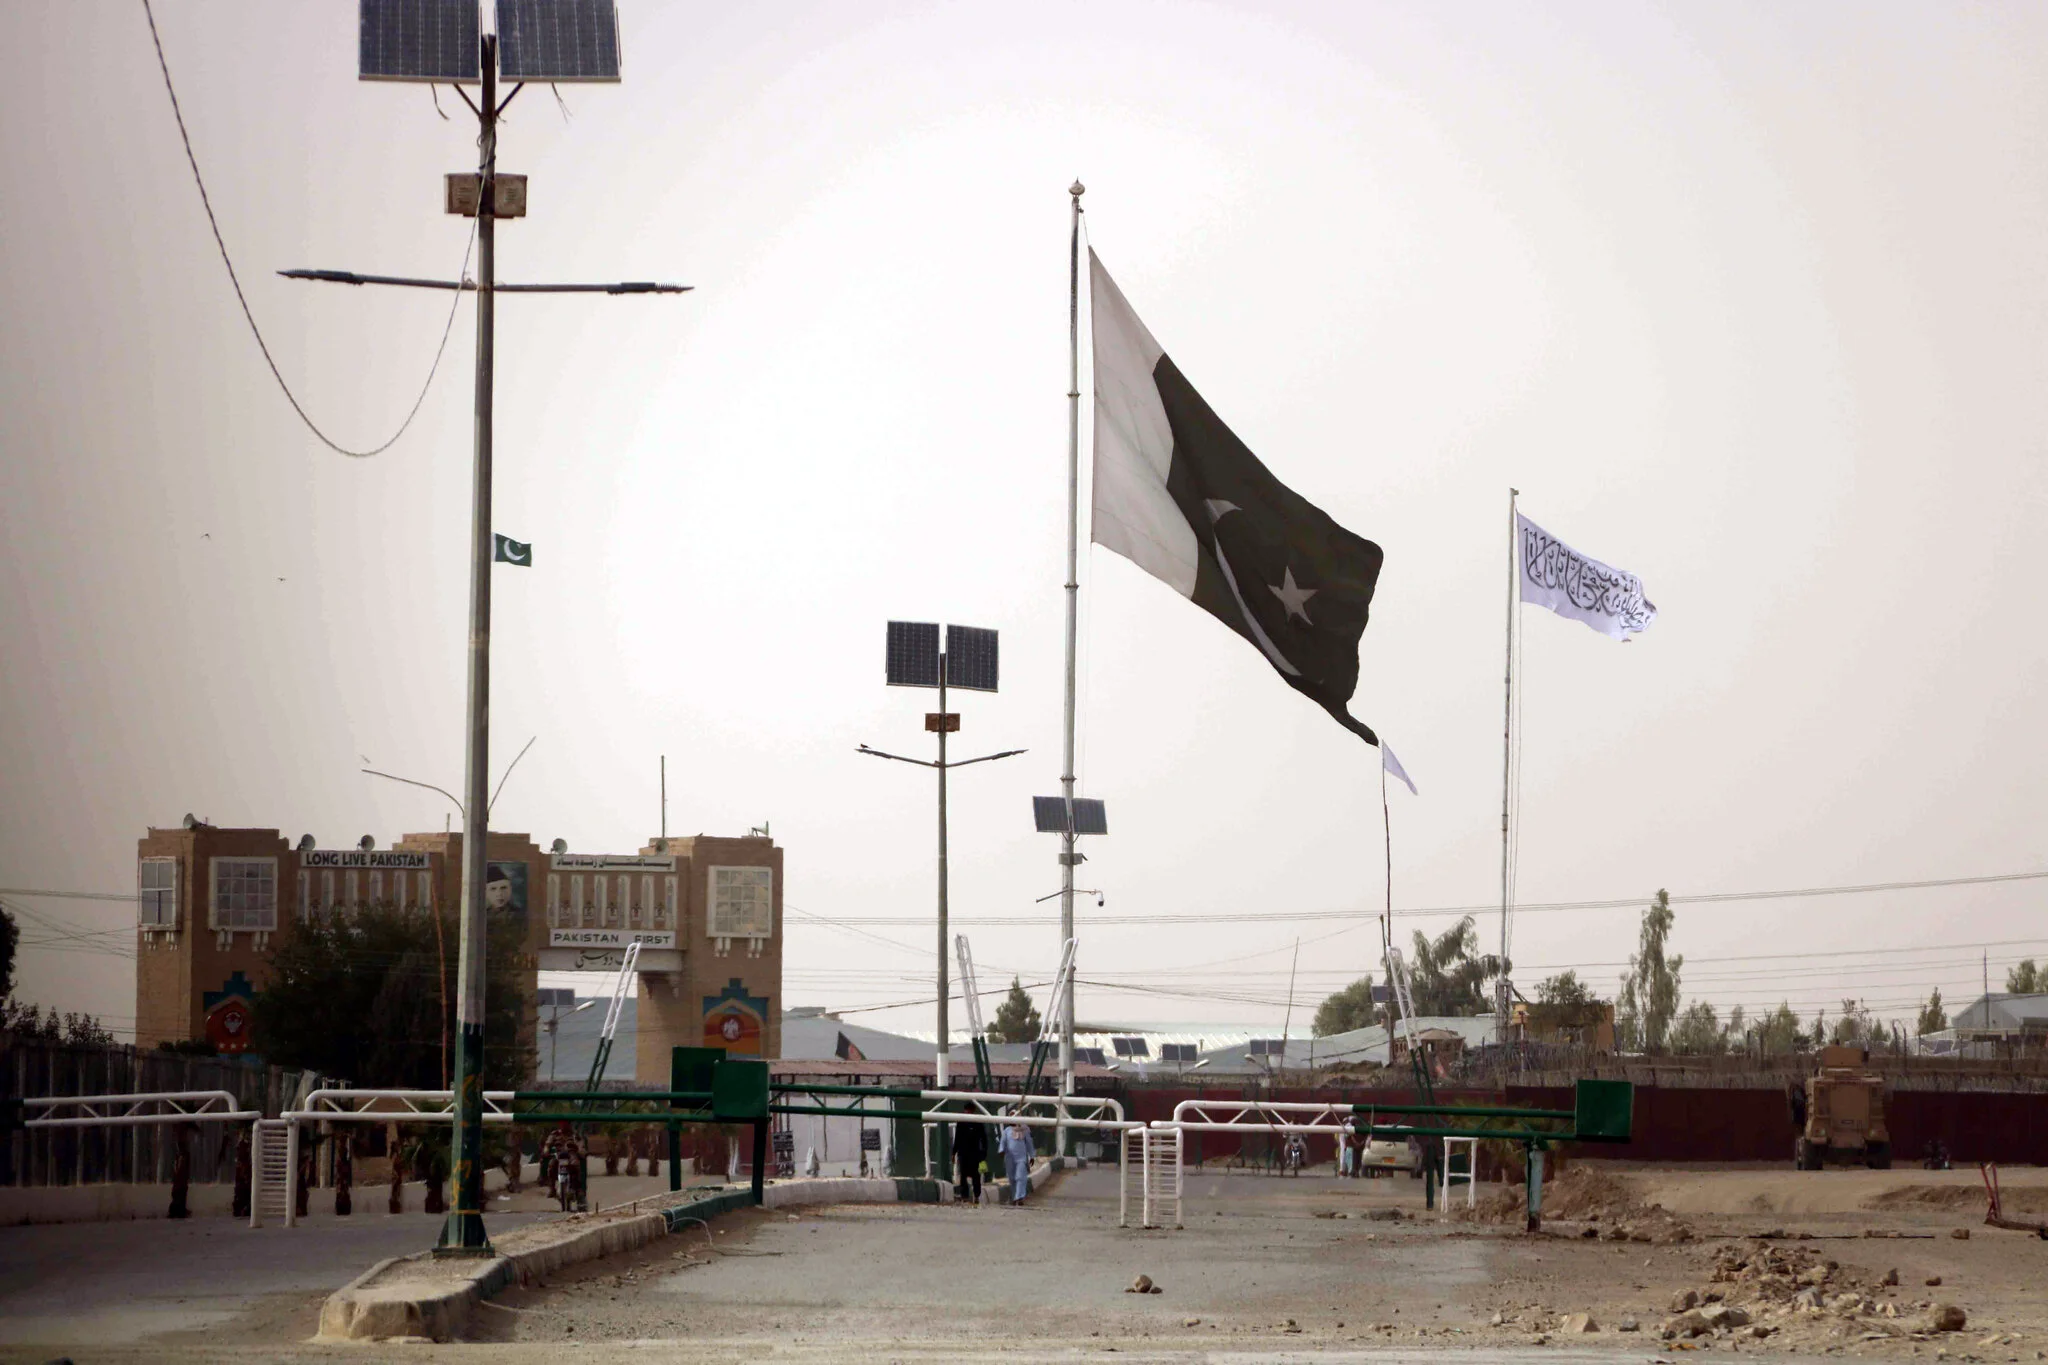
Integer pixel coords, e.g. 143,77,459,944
285,1088,518,1123
24,1090,260,1129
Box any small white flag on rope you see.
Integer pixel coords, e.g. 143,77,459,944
1380,741,1417,796
1516,513,1656,640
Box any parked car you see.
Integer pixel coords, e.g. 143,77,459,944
1356,1135,1415,1177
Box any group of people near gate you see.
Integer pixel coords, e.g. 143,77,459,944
950,1111,1038,1207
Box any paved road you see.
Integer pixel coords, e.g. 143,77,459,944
0,1204,549,1349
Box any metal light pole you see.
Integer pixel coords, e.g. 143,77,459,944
442,33,502,1252
290,32,687,1253
867,620,1020,1180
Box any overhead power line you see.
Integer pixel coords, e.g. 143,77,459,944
753,867,2048,927
142,0,474,458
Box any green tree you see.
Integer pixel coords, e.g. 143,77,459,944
1667,1000,1725,1055
987,978,1042,1044
1312,976,1379,1036
1614,891,1683,1052
1407,916,1507,1017
254,901,532,1088
1723,1004,1746,1045
0,902,16,1000
1536,971,1595,1007
0,1000,115,1045
1830,998,1878,1048
2007,959,2042,994
1915,989,1948,1036
1750,1001,1804,1054
1808,1008,1828,1047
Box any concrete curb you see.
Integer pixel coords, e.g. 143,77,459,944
316,1176,945,1341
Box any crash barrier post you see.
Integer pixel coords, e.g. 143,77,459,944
1439,1135,1477,1213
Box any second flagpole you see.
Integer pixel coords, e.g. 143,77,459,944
1498,487,1519,1042
1057,181,1085,1149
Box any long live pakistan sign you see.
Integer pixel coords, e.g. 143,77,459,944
301,850,432,869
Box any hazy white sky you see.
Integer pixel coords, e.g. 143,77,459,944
2,1,2043,1043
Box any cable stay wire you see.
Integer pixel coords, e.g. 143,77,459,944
142,0,475,459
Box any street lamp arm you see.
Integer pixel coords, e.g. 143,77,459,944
944,749,1027,769
362,767,464,817
489,735,536,816
856,745,938,769
280,269,692,294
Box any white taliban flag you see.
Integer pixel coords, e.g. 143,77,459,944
1516,514,1657,641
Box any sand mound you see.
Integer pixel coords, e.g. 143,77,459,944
1456,1167,1695,1241
1866,1183,2047,1214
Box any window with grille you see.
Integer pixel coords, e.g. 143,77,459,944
659,876,677,931
709,866,774,939
210,858,277,932
417,871,433,911
138,858,178,928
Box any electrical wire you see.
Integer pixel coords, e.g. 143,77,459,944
141,0,477,459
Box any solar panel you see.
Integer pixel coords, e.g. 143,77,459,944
885,621,941,688
944,624,999,692
1031,796,1108,836
1071,798,1107,836
497,0,623,82
359,0,481,82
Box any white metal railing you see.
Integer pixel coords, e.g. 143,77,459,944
1121,1126,1182,1229
24,1090,260,1129
1162,1098,1354,1135
284,1088,517,1123
251,1118,294,1228
918,1089,1130,1130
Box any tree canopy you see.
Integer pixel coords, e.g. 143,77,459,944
1407,916,1506,1017
1615,890,1683,1052
0,903,16,1001
1916,989,1948,1037
987,978,1042,1044
1535,971,1596,1008
253,902,532,1088
1311,976,1378,1036
2007,959,2042,995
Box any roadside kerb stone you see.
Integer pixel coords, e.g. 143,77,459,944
317,1176,945,1341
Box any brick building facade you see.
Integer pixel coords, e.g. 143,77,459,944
133,821,781,1083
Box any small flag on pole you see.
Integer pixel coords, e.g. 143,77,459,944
1516,514,1653,640
1380,741,1417,796
493,534,532,567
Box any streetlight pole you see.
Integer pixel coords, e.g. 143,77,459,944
858,723,1023,1180
283,36,686,1251
441,32,501,1253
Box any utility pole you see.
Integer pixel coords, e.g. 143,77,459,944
300,13,688,1253
439,30,503,1255
867,621,1020,1172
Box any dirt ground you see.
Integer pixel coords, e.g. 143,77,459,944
8,1160,2046,1364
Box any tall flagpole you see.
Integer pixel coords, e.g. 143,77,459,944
1498,487,1519,1043
1058,180,1085,1146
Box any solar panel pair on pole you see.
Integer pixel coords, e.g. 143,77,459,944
359,0,621,84
884,620,998,693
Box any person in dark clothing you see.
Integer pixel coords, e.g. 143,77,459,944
952,1119,988,1204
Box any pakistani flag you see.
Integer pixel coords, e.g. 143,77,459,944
1090,250,1384,744
493,534,532,567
